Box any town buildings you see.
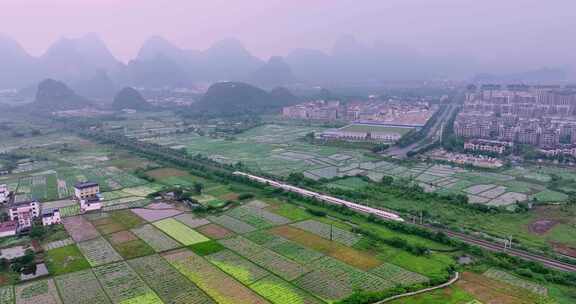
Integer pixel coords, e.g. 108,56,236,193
282,100,437,127
464,139,512,155
455,85,576,149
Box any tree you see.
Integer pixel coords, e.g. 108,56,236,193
29,224,46,240
193,182,204,195
381,176,394,186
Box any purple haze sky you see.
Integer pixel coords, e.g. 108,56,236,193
1,0,575,71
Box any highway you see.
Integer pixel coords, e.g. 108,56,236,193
386,102,457,159
235,171,576,272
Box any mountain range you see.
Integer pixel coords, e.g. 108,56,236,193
0,33,571,99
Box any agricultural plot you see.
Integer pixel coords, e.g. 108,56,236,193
207,215,256,234
197,224,235,239
128,255,215,304
92,217,125,235
55,270,111,304
251,275,323,304
0,286,13,304
62,216,99,242
369,263,429,286
206,249,270,285
15,279,62,304
268,240,324,264
131,208,183,222
163,249,269,304
45,244,90,275
174,213,211,228
43,238,74,251
313,256,393,291
291,220,361,246
227,205,290,228
93,262,162,304
131,224,181,252
59,205,80,218
246,230,287,247
483,269,548,296
77,237,122,267
294,270,352,301
153,218,209,246
219,237,309,281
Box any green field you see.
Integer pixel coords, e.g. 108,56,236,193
153,218,210,245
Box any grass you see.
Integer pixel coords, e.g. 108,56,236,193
45,244,90,275
266,203,311,221
113,239,155,259
388,286,475,304
41,225,69,243
189,240,225,256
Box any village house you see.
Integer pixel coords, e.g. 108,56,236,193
0,221,18,238
0,184,9,204
74,181,102,213
8,200,40,229
41,209,61,226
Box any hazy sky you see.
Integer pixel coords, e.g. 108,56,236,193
1,0,575,71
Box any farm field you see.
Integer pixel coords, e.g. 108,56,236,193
0,176,570,303
0,121,572,304
140,124,576,207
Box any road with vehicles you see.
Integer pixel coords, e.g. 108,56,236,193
236,171,576,273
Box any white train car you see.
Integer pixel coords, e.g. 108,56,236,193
233,171,404,222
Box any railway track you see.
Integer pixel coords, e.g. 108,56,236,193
441,230,576,272
235,171,576,272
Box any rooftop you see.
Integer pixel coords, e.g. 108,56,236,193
74,181,99,190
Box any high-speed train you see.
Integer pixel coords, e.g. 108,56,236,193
233,171,404,222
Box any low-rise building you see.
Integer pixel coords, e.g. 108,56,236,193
464,139,512,154
8,201,40,229
74,181,103,213
74,181,100,200
0,184,9,203
0,221,17,238
79,197,102,213
41,209,61,226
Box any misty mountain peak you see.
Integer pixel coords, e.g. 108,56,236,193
138,35,183,60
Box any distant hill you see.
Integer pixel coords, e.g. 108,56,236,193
38,33,125,84
72,70,117,102
0,34,37,89
251,56,295,88
269,87,299,106
196,82,297,113
32,79,92,111
112,87,150,110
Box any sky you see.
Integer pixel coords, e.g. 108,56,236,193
1,0,576,72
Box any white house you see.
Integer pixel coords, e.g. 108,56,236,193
74,181,102,213
0,221,17,238
41,209,61,226
0,184,9,203
73,181,100,200
9,201,40,229
79,198,102,213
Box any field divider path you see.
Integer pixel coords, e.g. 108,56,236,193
374,272,459,303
